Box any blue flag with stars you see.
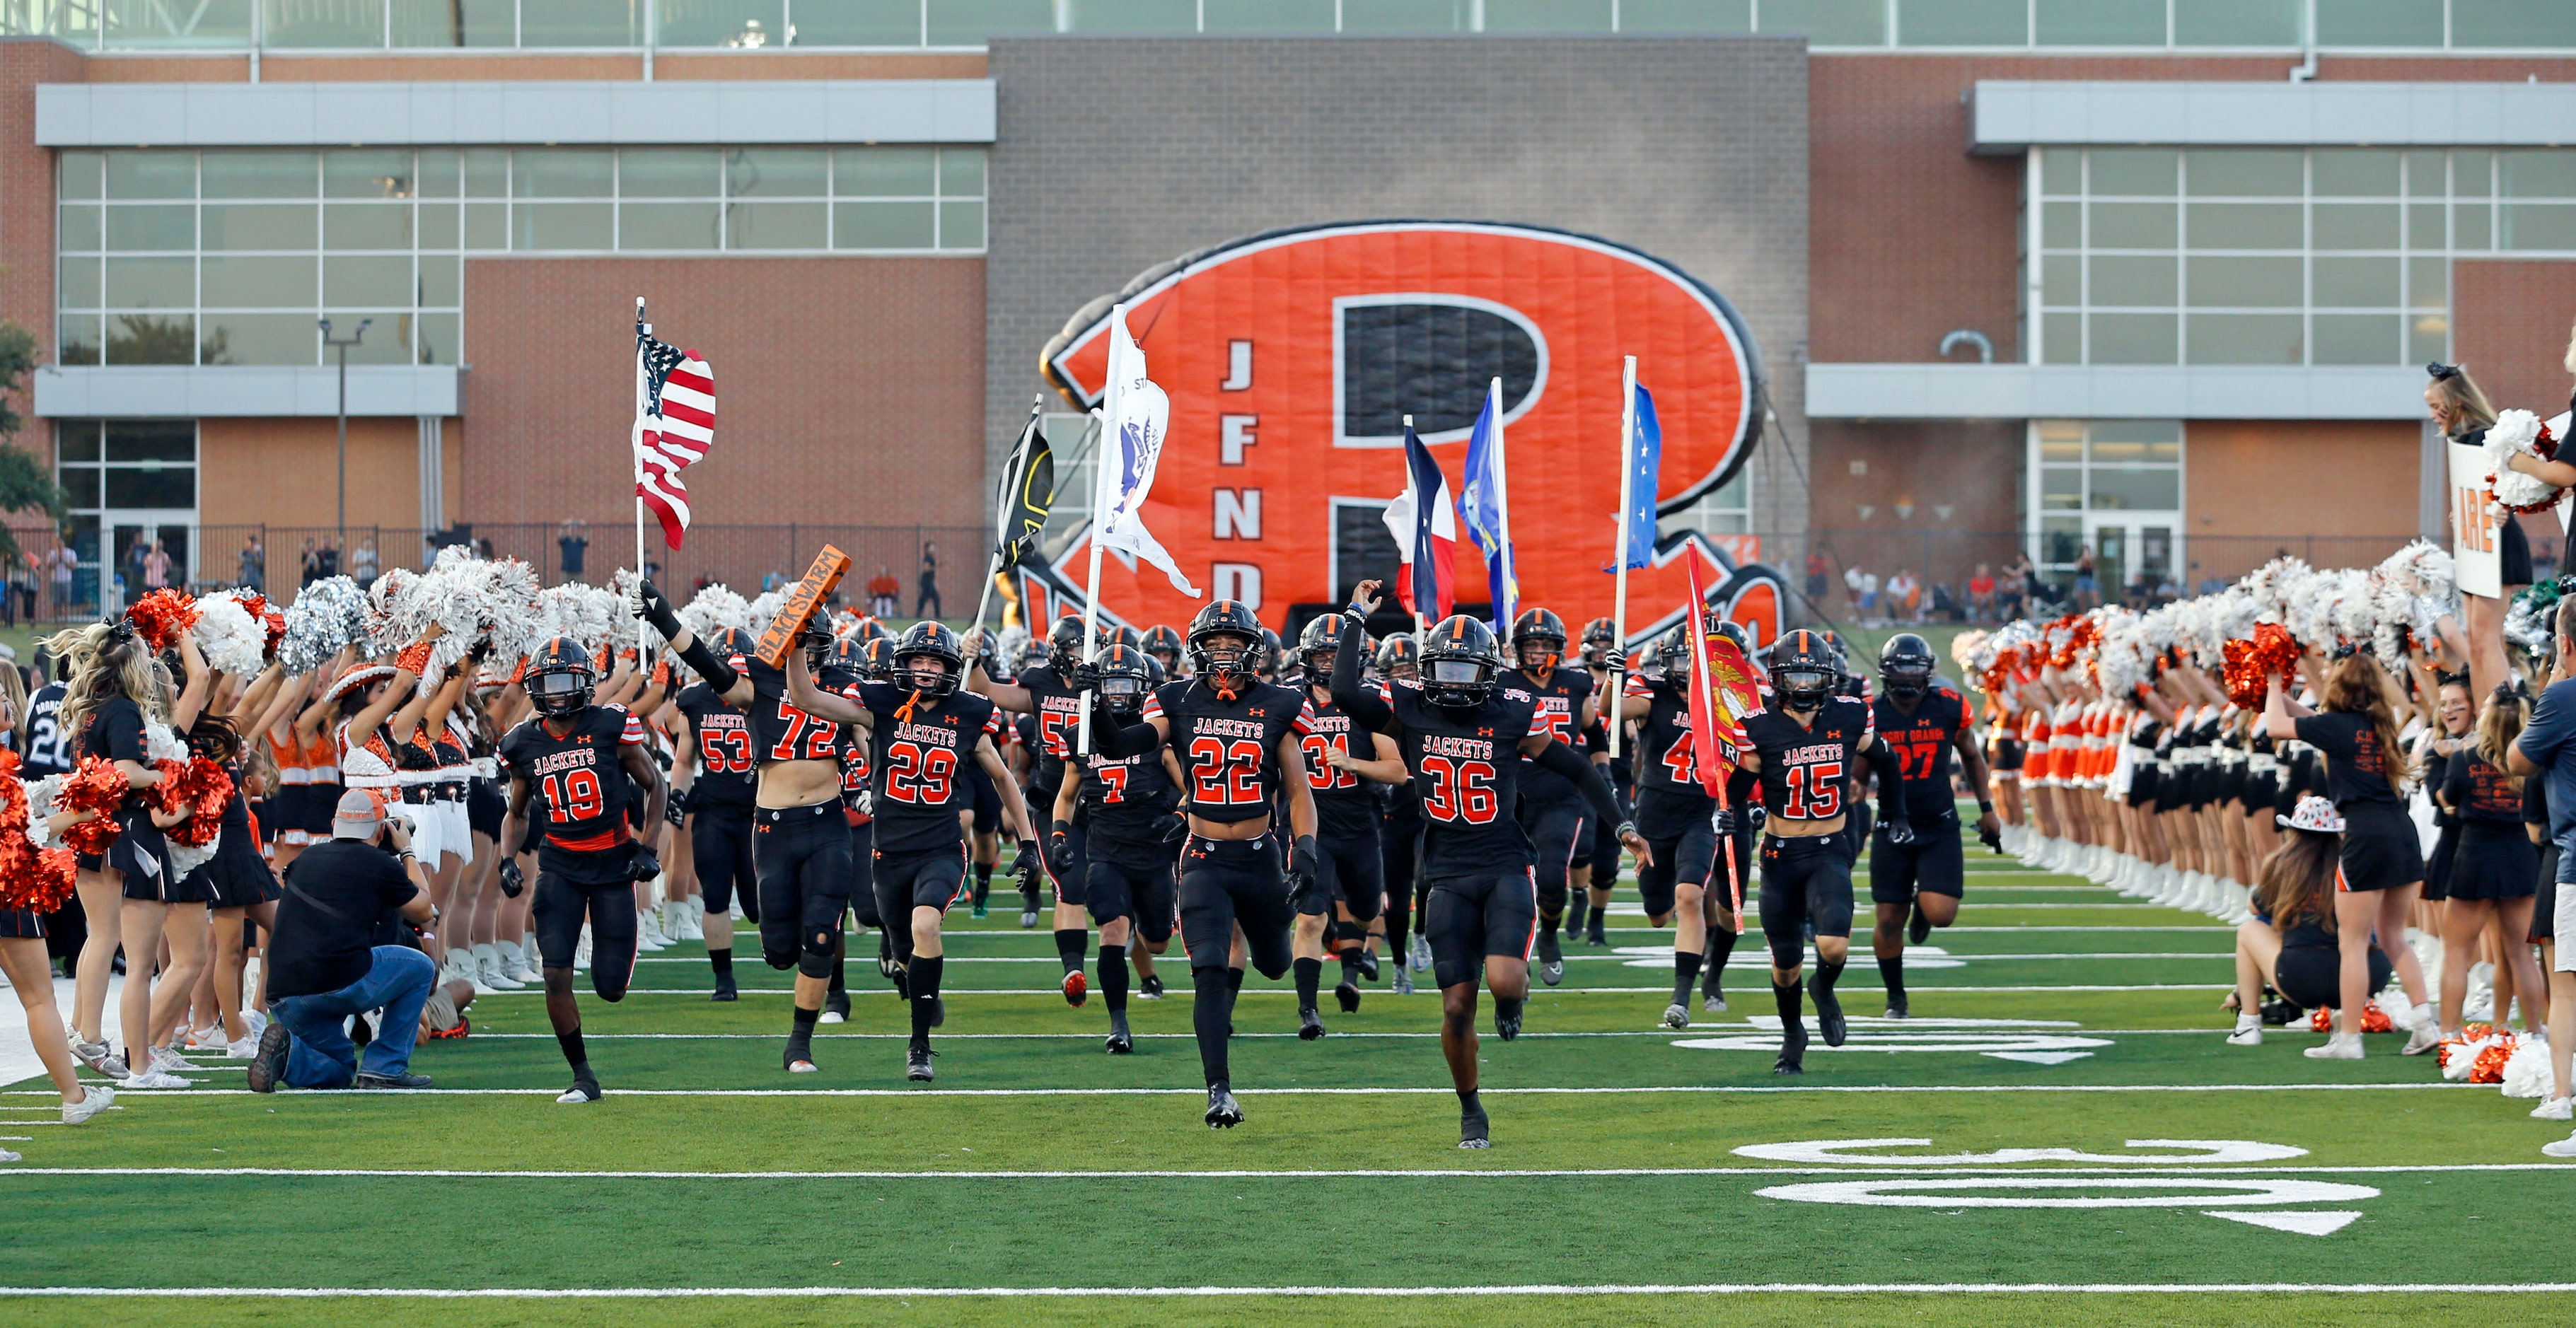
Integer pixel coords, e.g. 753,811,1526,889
1614,382,1661,571
1460,381,1517,634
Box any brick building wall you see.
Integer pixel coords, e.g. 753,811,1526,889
985,34,1814,564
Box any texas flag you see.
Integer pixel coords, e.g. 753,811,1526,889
1382,422,1457,619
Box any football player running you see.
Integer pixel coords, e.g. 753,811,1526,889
1048,643,1188,1053
970,618,1099,991
1333,583,1645,1148
1291,613,1410,1034
1501,609,1598,988
1864,633,2002,1019
1617,626,1746,1031
496,636,668,1105
670,627,760,1002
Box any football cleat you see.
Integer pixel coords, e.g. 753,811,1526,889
1661,1003,1690,1030
1062,970,1089,1008
930,996,947,1028
557,1078,602,1104
709,973,738,1003
1205,1084,1244,1129
1459,1099,1491,1150
1810,974,1847,1047
1884,994,1910,1020
1299,1008,1326,1041
1908,903,1933,946
1139,973,1166,1001
1774,1021,1809,1075
1495,1001,1524,1042
1335,980,1361,1014
787,1057,819,1073
1106,1013,1134,1055
1356,950,1381,982
1410,934,1432,972
1541,956,1564,987
822,989,852,1024
1586,920,1608,947
906,1043,936,1082
1392,968,1414,996
1702,990,1728,1014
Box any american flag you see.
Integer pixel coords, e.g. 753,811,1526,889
632,305,715,549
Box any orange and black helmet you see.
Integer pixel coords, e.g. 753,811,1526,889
1769,629,1839,711
525,634,595,716
1420,615,1504,709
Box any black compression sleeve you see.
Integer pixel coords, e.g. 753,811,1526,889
1329,613,1396,733
1865,738,1905,817
1725,765,1758,812
1088,706,1160,759
1537,739,1620,827
677,637,738,694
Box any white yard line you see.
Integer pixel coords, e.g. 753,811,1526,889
6,1082,2482,1097
0,1162,2568,1181
2,1283,2570,1298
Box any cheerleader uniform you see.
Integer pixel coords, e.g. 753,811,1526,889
269,732,311,848
393,728,446,865
337,717,403,820
302,731,342,844
2439,751,2537,902
2241,734,2281,817
1988,709,2025,777
2292,711,2425,892
2421,740,2461,903
2271,904,2392,1010
76,695,180,901
192,755,282,909
2125,715,2164,810
431,717,476,868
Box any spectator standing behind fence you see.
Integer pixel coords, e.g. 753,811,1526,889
352,537,378,590
1968,564,1997,621
47,544,75,617
141,540,170,595
238,534,263,593
916,541,942,619
246,791,440,1092
1889,568,1920,623
558,520,588,584
1806,547,1832,605
867,566,901,619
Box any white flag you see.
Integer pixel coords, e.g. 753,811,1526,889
1096,305,1200,598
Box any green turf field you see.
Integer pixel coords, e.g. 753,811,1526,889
5,838,2572,1326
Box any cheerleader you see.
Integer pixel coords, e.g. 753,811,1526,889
2226,796,2396,1046
2418,675,2475,909
2263,647,2438,1058
2434,686,2547,1037
2429,361,2539,702
182,705,285,1056
1,884,114,1151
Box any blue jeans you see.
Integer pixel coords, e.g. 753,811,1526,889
272,945,437,1088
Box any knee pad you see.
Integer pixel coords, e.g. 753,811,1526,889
798,924,837,979
1330,920,1367,948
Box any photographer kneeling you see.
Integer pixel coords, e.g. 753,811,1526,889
248,791,439,1091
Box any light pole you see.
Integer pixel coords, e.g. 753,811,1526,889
320,317,371,568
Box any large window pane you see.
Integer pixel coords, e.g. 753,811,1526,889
201,314,318,366
418,203,460,249
2091,148,2177,196
60,153,103,201
203,203,318,250
726,201,828,248
2041,311,2079,362
2087,467,2181,511
2186,150,2302,197
415,151,460,197
790,0,922,42
325,203,412,250
324,150,414,198
1485,0,1615,33
2186,202,2302,248
104,205,192,251
2502,152,2576,199
1898,0,2025,45
834,199,936,248
2186,313,2302,363
2090,313,2176,363
417,312,460,365
202,255,316,308
2456,202,2493,250
2040,147,2080,194
2505,204,2576,250
105,257,192,308
2406,202,2444,247
515,150,615,197
1620,0,1751,31
655,0,787,45
2313,314,2400,363
105,0,252,49
2313,255,2399,306
105,314,197,366
926,0,1053,43
1064,0,1197,30
1757,0,1883,43
105,465,197,506
2088,255,2174,306
105,153,194,200
2036,0,2162,45
521,0,642,45
515,203,615,249
2041,467,2084,511
391,0,518,45
464,203,509,249
323,314,415,364
620,202,721,249
2186,256,2301,306
2411,313,2449,364
1203,0,1335,31
419,255,460,306
938,148,985,197
2090,202,2176,248
323,254,413,305
1343,0,1469,31
2311,148,2399,197
60,204,102,252
203,151,315,198
464,150,510,197
939,199,984,248
727,148,828,197
2453,0,2576,47
2407,256,2447,309
2313,203,2398,249
57,462,101,506
2041,254,2080,305
620,149,721,197
2316,0,2442,45
59,256,100,309
259,0,384,47
2174,0,2301,45
835,147,936,196
2043,201,2081,248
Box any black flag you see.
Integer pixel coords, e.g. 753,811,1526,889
994,397,1055,571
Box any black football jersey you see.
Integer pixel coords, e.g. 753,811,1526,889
1625,674,1719,800
1365,680,1543,881
499,704,645,849
1079,750,1183,866
740,658,846,767
1872,686,1972,821
849,682,1001,854
1504,665,1594,805
1143,679,1314,825
20,682,74,778
675,682,757,810
1009,663,1089,804
1299,687,1383,844
1742,695,1875,826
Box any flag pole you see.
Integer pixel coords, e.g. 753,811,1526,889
1610,355,1637,759
1487,376,1514,636
633,297,651,660
1404,414,1427,634
974,394,1042,636
1078,315,1121,756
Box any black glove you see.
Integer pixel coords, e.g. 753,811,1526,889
1046,821,1074,874
1978,815,2004,853
634,576,683,639
498,858,524,898
1289,832,1321,888
1711,805,1734,837
1014,839,1042,895
1746,803,1767,832
1601,646,1627,672
1067,660,1101,694
665,788,688,827
629,844,663,882
1880,812,1915,848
